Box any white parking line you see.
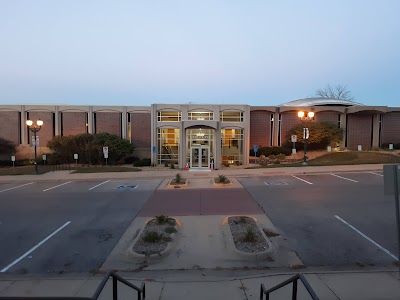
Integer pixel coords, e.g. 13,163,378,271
292,175,313,185
0,221,71,273
89,180,110,191
330,173,358,182
334,215,398,261
369,172,383,177
43,181,72,192
0,182,34,193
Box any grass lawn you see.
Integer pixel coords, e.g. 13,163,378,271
246,151,400,169
0,165,55,175
71,166,141,173
306,151,400,166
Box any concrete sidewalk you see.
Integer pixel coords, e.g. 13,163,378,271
0,163,385,182
0,270,399,299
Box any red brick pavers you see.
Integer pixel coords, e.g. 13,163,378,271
138,188,262,217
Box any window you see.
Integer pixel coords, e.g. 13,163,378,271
188,111,214,121
221,128,244,165
157,111,181,122
157,128,180,164
220,111,243,122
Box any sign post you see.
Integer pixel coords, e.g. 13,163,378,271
74,153,78,168
42,154,47,165
291,135,297,154
11,155,15,169
253,145,258,159
103,147,109,166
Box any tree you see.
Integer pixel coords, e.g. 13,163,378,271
285,121,343,150
47,133,134,165
316,84,354,101
0,137,16,155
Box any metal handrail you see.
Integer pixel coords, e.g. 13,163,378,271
260,274,319,300
93,271,145,300
0,271,145,300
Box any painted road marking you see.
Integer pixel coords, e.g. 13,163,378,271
369,172,383,177
88,180,110,191
43,181,72,192
264,182,288,186
292,175,313,185
0,221,71,273
330,173,358,183
0,182,34,193
334,215,398,261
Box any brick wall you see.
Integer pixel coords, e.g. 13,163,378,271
381,112,400,144
27,111,54,146
62,112,87,136
280,112,302,146
131,113,151,148
95,112,121,136
250,110,270,147
315,111,340,123
347,113,373,150
0,111,20,145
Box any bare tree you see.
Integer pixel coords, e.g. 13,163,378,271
316,84,354,101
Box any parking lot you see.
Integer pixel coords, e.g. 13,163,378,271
0,170,398,274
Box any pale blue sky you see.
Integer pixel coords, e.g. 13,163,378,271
0,0,399,106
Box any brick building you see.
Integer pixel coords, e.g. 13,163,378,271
0,99,399,169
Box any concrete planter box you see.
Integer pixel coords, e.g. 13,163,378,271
127,218,182,260
222,216,274,261
212,177,234,187
167,178,189,188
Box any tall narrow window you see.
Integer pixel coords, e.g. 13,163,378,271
270,113,274,146
277,114,282,146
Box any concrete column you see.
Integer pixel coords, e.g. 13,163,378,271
122,107,127,139
372,113,380,147
54,106,60,136
88,107,94,134
244,105,250,165
272,112,280,146
215,123,222,169
151,104,157,165
20,105,27,145
340,113,347,148
180,124,185,169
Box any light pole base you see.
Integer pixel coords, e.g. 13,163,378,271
302,162,308,166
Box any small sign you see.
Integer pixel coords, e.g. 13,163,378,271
327,146,332,152
11,156,15,162
358,145,362,151
42,154,47,161
103,146,109,154
104,153,109,159
31,136,39,146
152,146,156,154
292,149,297,155
74,153,78,160
291,135,297,143
253,145,258,153
303,128,309,140
389,144,394,150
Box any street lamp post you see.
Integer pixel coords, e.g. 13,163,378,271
297,111,315,165
26,119,43,174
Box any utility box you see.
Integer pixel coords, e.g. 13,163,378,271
384,164,400,195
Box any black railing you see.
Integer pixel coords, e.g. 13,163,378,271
260,273,319,300
0,271,145,300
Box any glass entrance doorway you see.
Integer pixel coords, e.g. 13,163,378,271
190,146,210,168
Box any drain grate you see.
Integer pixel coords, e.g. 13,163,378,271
116,185,137,190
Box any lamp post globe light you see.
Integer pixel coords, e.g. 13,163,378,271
297,111,315,165
26,119,43,174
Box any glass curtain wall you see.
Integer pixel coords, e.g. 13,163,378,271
157,128,180,164
221,128,243,165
